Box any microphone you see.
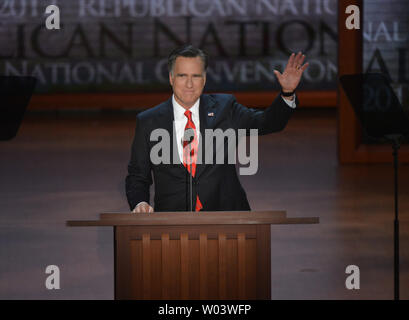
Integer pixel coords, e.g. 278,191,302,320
182,128,195,145
181,128,195,212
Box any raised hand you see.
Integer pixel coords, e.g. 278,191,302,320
273,52,309,93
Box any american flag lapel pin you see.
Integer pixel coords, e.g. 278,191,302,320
208,112,214,117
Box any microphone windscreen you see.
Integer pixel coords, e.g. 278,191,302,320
182,128,195,145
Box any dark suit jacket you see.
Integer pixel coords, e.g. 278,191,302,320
125,93,296,212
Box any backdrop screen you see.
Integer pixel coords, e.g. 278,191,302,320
0,0,338,93
363,0,409,109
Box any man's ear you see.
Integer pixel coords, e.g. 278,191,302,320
169,72,173,87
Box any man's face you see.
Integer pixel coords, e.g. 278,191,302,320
169,56,206,109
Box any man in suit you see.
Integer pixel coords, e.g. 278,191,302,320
126,44,308,213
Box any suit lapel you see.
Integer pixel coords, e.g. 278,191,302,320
196,95,217,179
158,98,184,169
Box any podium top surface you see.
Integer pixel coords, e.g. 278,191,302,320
67,211,319,227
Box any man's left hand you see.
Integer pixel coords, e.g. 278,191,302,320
273,52,309,95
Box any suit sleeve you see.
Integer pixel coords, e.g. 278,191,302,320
125,114,153,210
230,94,297,135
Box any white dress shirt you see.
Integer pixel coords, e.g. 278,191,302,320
173,95,201,163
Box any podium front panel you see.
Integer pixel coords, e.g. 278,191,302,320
114,225,271,300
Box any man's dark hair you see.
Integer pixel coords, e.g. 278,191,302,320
168,44,208,75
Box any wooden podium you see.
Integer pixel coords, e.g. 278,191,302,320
67,211,318,300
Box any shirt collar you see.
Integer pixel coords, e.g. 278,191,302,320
172,95,200,121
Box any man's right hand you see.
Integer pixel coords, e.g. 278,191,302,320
132,201,154,213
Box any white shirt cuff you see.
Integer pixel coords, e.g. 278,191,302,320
281,94,297,109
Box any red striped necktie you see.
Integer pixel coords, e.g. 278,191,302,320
183,110,203,212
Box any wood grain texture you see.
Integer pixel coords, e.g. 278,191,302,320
161,233,170,299
256,225,271,299
218,233,227,299
115,226,132,299
180,233,189,299
199,233,208,299
238,233,246,299
113,225,270,299
142,234,151,299
130,238,142,299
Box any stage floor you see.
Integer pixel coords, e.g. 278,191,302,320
1,108,408,299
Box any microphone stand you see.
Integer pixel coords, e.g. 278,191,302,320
339,73,409,301
182,132,194,212
189,141,193,212
386,134,402,300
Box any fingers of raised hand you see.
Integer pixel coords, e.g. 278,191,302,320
288,52,296,68
300,62,309,72
295,53,305,68
288,52,307,72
